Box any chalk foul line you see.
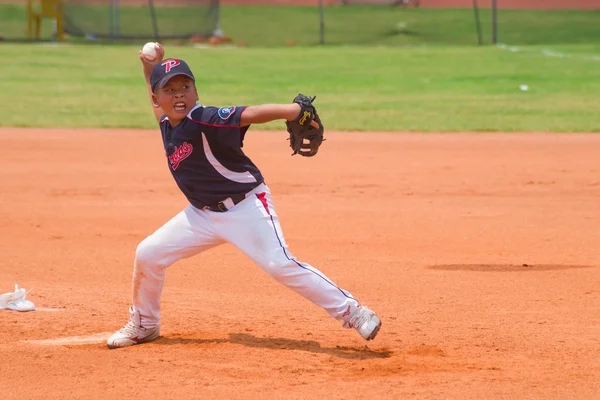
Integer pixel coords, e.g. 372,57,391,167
25,332,112,346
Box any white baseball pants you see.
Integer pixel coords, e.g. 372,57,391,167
130,183,359,328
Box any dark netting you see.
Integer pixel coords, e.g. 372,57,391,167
2,0,597,45
63,0,219,41
339,0,420,5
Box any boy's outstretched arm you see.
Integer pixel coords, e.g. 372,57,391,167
240,104,320,128
138,43,165,124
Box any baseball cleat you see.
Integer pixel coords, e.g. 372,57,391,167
0,284,35,312
343,306,382,341
107,306,160,349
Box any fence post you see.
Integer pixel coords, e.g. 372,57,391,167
213,0,224,38
148,0,160,41
492,0,497,44
318,0,324,45
472,0,482,45
115,0,120,40
109,0,114,42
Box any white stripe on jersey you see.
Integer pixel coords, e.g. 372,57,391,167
186,104,203,117
201,132,258,184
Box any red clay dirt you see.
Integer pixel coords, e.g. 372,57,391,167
1,128,599,399
217,0,599,8
390,0,599,8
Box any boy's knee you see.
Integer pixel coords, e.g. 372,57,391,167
135,238,161,267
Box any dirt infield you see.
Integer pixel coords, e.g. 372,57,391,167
1,128,599,399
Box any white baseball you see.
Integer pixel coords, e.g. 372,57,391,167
142,42,158,61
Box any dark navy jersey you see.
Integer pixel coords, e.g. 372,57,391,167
159,104,264,208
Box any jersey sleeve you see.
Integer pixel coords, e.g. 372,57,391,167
189,106,247,128
188,106,249,145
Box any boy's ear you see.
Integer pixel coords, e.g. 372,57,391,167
151,93,160,108
194,87,199,102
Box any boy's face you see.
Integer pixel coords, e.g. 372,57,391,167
153,75,199,120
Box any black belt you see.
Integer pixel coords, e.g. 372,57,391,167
203,192,248,213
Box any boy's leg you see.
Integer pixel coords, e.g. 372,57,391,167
217,184,380,339
131,205,223,326
108,205,223,348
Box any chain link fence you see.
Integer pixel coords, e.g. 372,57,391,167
0,0,219,42
1,0,598,46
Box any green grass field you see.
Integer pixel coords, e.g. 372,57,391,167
1,4,599,46
1,42,599,131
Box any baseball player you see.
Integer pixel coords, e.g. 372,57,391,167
107,43,382,349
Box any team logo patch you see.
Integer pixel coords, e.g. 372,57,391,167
162,59,180,73
168,142,193,170
218,106,236,121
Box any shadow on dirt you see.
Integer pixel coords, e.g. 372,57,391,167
156,333,392,360
154,337,229,345
428,264,595,272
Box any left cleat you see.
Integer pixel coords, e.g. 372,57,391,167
343,306,382,341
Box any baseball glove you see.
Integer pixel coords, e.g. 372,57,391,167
285,94,324,157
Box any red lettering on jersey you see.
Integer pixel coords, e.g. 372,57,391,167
168,142,193,170
162,59,180,73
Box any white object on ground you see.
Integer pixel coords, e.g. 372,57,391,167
519,84,529,91
142,42,158,61
0,284,35,312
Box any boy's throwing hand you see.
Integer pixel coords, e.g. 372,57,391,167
139,42,165,67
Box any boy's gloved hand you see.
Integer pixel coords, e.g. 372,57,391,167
285,94,325,157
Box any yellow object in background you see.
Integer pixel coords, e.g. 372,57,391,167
27,0,65,41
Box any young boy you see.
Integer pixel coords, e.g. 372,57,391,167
107,43,382,349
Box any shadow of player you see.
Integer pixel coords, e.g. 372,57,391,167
155,333,392,360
